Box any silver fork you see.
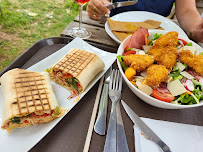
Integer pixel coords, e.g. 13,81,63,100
104,69,128,152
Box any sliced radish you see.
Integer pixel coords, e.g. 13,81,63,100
184,80,195,91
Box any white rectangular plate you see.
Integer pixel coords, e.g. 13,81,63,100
0,37,117,152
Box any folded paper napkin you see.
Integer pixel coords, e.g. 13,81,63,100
134,118,203,152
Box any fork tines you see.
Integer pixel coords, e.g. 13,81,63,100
110,69,122,91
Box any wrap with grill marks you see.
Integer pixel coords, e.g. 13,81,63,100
1,68,64,133
48,48,105,96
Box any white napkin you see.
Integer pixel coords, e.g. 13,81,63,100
134,118,203,152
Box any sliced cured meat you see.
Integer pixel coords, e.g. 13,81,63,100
125,27,149,50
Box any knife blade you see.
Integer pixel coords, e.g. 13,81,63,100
121,100,172,152
104,0,138,10
94,67,111,135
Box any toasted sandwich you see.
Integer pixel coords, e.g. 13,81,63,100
47,48,105,98
1,68,65,133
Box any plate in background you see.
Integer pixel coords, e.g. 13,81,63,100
105,11,188,44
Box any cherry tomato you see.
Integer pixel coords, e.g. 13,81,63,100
152,89,174,102
124,50,137,56
178,38,188,46
24,120,28,123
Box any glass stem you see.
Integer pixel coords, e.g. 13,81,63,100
79,5,83,30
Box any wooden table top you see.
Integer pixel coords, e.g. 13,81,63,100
61,11,119,48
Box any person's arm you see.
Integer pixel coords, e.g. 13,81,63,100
87,0,111,20
175,0,203,42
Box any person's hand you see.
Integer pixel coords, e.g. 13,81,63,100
87,0,111,20
190,18,203,43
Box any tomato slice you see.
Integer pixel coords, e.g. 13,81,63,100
178,38,188,46
30,113,51,118
30,113,40,118
62,73,72,78
124,50,137,56
76,82,81,89
41,113,51,117
152,89,174,102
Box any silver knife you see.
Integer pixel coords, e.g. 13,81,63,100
94,67,111,135
121,100,172,152
105,0,138,10
116,101,129,152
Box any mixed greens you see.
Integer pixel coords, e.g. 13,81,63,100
118,32,203,105
169,66,203,105
148,33,162,46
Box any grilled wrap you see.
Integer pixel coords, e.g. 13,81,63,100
48,48,105,97
1,68,65,133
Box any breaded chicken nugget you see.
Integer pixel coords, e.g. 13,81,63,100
148,46,178,70
148,31,178,70
179,50,203,75
123,54,154,72
153,31,178,47
143,64,169,87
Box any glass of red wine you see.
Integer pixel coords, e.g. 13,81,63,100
68,0,91,39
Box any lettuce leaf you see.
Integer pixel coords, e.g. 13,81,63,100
148,33,162,46
117,55,128,71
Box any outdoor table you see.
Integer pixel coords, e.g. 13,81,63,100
1,11,203,152
33,11,203,152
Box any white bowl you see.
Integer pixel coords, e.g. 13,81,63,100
117,29,203,109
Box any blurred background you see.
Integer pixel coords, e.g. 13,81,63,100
0,0,82,72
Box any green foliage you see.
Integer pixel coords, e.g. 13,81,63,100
169,69,181,80
0,11,32,29
0,0,79,72
65,0,78,10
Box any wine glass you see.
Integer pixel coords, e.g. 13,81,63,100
68,0,91,39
